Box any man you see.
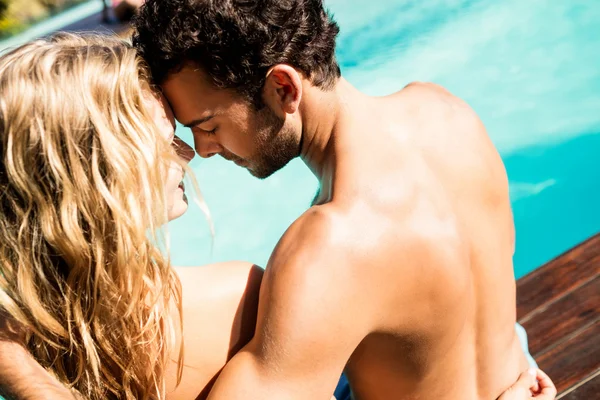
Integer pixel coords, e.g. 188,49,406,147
131,0,546,399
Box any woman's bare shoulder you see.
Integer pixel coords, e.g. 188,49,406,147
166,262,264,399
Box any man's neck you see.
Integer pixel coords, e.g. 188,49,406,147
299,78,358,181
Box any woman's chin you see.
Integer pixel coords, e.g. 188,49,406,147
167,199,189,222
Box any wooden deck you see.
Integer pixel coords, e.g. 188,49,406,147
516,233,600,398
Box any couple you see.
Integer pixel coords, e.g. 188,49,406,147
0,1,556,399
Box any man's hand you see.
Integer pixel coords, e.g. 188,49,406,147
497,369,557,400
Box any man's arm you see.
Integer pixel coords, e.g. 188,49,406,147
0,341,77,400
0,311,76,400
207,210,376,399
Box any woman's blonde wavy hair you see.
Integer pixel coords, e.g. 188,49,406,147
0,33,184,399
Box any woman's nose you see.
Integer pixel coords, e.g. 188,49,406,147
173,136,195,163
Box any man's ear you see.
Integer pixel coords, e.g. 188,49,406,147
262,64,303,115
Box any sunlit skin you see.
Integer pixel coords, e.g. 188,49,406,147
160,60,555,400
145,85,555,400
142,93,195,220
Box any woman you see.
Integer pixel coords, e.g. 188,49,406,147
0,34,554,400
0,32,262,400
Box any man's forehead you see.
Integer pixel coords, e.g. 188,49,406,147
162,63,214,93
160,66,245,125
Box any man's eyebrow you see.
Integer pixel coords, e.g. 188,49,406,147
183,115,214,128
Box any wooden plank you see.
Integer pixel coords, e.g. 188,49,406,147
520,276,600,357
517,234,600,321
536,320,600,393
559,369,600,399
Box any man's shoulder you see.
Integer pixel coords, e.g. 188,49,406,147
267,204,433,281
262,204,468,326
256,207,385,342
395,81,481,124
268,203,394,263
264,204,390,305
267,206,341,272
398,81,458,102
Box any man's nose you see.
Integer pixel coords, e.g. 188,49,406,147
193,134,223,159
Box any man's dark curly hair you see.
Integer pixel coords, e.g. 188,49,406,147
132,0,341,104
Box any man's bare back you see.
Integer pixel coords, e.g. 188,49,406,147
327,81,529,399
205,81,528,400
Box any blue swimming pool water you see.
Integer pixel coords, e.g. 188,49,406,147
168,0,600,278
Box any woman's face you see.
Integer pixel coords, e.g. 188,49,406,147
145,92,195,221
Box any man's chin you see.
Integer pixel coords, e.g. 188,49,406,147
244,163,271,179
247,160,293,179
247,167,272,180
